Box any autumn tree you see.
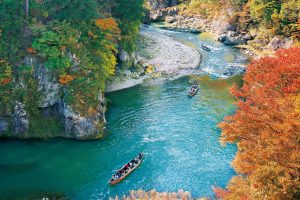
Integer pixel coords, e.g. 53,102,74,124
218,47,300,200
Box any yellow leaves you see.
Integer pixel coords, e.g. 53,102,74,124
88,31,96,38
59,74,74,85
87,107,97,116
145,65,155,74
0,59,6,64
0,59,13,86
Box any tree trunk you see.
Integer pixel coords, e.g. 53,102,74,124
25,0,29,20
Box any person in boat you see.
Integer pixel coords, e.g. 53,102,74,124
113,174,119,180
138,153,143,159
119,169,125,176
190,88,196,93
124,163,129,171
124,163,131,172
129,160,135,168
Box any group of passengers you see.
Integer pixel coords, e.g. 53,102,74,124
190,85,198,94
111,153,143,181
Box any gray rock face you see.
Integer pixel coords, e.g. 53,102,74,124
151,9,230,34
148,4,179,22
223,65,246,77
218,31,255,46
11,102,29,134
0,117,9,135
63,92,106,139
35,66,60,108
147,0,178,11
143,9,151,24
219,34,245,46
267,36,294,51
25,57,60,108
0,57,107,139
118,49,138,65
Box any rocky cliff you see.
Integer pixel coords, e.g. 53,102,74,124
0,57,106,140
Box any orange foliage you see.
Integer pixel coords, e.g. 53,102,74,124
27,47,36,54
59,74,74,85
95,18,120,35
218,48,300,199
213,187,230,199
0,77,12,85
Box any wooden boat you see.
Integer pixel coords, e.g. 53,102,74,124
109,153,144,185
188,85,199,97
201,44,211,51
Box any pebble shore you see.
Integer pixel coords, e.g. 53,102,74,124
106,26,201,92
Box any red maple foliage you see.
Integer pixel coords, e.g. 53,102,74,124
218,47,300,200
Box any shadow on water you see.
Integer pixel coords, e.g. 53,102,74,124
0,163,38,173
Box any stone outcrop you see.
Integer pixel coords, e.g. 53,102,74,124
267,36,294,51
0,57,107,139
63,93,106,139
222,65,246,77
0,117,9,133
160,13,230,34
147,0,179,22
11,102,29,135
218,31,255,46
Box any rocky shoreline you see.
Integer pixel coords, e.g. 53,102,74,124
106,25,202,92
148,4,295,58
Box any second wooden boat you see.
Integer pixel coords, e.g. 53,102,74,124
109,153,144,185
188,85,199,97
201,44,211,51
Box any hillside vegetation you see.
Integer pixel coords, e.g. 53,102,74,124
0,0,144,135
181,0,300,49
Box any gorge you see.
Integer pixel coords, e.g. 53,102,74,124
0,1,299,200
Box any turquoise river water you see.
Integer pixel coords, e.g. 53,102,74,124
0,25,248,199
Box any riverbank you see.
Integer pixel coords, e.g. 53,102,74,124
106,25,202,92
148,3,297,59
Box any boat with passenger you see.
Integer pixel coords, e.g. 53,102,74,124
188,85,199,97
201,43,211,51
109,153,144,185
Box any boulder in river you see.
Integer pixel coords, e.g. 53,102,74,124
223,65,246,77
218,31,255,46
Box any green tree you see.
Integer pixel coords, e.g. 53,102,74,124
112,0,144,53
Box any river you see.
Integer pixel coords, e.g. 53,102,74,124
0,25,248,200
